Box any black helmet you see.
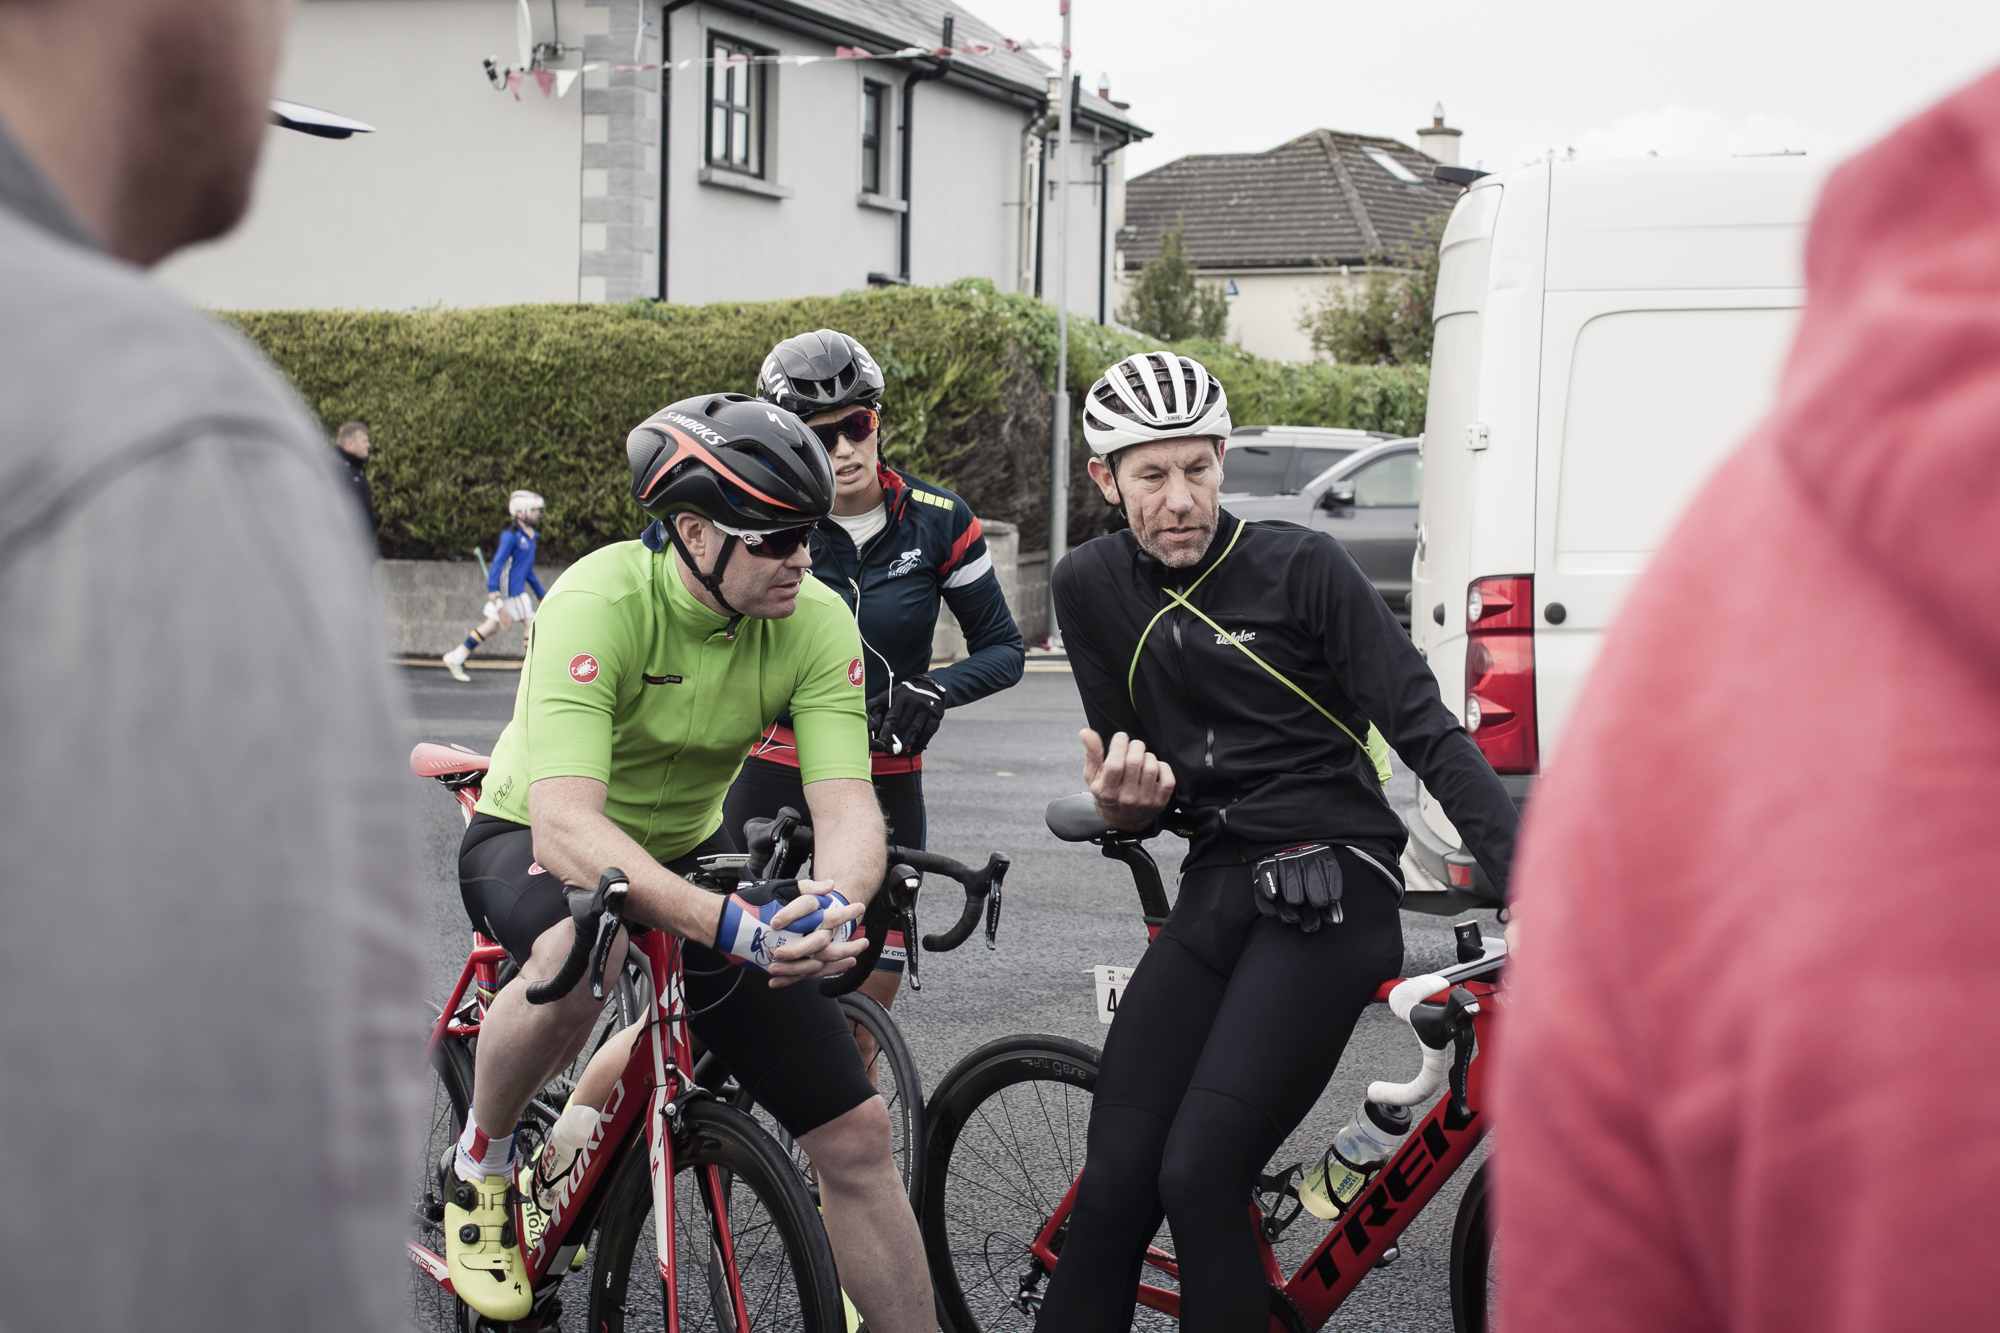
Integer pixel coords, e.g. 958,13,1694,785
757,329,885,419
628,392,835,529
628,394,835,618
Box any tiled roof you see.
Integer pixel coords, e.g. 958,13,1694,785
724,0,1146,131
1121,130,1462,271
806,0,1050,97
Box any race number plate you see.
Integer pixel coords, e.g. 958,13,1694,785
1090,966,1135,1025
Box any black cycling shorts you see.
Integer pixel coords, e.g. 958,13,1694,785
457,813,877,1138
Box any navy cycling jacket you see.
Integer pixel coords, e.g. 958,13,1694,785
488,523,544,599
758,465,1024,773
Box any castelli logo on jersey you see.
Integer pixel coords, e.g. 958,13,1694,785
569,654,599,684
847,657,864,687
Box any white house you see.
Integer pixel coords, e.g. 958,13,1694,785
1112,116,1465,361
157,0,1146,314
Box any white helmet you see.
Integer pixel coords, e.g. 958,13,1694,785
1081,352,1232,458
508,489,545,518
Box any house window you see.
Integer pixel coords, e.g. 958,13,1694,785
707,36,765,176
860,81,887,195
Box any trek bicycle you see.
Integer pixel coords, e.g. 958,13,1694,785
918,794,1505,1333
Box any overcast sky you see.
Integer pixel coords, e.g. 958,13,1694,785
968,0,2000,178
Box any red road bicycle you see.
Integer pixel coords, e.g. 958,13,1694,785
919,795,1505,1333
406,741,842,1333
406,743,1008,1333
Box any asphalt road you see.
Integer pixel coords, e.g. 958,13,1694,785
402,663,1500,1333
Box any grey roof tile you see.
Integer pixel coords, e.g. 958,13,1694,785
1121,130,1461,270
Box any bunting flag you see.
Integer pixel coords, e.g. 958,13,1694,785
494,34,1055,101
610,38,1056,74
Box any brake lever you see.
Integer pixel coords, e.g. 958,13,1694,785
588,873,629,1001
984,854,1009,949
896,869,922,992
1445,985,1480,1122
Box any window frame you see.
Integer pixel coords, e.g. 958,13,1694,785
860,79,887,196
705,33,768,178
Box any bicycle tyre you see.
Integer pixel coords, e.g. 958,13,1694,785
1448,1158,1496,1333
409,1035,475,1332
409,964,642,1332
921,1034,1175,1333
733,990,926,1207
587,1098,845,1333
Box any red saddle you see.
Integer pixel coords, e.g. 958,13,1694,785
409,742,491,779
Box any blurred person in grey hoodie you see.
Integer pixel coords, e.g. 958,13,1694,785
0,0,420,1327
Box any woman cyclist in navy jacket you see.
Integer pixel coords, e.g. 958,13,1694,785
722,329,1025,1017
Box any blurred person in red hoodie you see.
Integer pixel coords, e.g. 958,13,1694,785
1496,69,2000,1331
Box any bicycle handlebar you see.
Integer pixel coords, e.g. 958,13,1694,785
526,869,630,1006
739,807,1011,996
1363,941,1504,1113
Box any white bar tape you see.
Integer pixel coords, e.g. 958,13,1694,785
1367,1043,1453,1107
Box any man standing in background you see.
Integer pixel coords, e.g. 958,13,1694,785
336,419,377,535
0,0,419,1328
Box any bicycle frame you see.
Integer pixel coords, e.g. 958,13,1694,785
1022,816,1501,1329
411,766,755,1333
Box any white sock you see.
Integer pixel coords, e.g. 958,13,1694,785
550,1101,604,1155
454,1121,516,1183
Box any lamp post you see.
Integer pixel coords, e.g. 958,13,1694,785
1046,0,1072,646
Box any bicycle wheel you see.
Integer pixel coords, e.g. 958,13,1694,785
586,1099,845,1333
1449,1158,1499,1333
410,1035,475,1332
408,961,643,1332
921,1034,1181,1333
734,991,925,1206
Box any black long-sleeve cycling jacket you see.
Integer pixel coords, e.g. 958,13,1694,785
1052,510,1516,894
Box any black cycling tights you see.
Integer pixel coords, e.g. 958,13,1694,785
1035,850,1403,1333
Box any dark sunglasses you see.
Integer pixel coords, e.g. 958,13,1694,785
722,520,818,559
810,407,880,449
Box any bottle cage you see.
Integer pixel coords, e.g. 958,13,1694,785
1125,523,1393,787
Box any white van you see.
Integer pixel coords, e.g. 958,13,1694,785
1405,156,1828,903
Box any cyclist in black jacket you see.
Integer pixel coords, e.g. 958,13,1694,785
723,329,1025,1019
1037,352,1516,1333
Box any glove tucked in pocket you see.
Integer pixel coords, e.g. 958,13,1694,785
1252,844,1344,933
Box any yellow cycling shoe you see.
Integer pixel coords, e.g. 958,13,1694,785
441,1151,533,1323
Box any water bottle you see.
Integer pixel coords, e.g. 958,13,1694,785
1297,1100,1413,1220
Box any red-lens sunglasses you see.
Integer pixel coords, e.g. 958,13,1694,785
810,407,879,448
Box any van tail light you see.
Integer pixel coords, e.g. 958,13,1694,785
1465,575,1538,774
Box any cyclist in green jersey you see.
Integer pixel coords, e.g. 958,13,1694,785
445,393,934,1332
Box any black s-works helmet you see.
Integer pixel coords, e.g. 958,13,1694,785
628,392,835,528
757,329,885,418
628,393,836,616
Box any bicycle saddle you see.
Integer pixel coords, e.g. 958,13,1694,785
1045,793,1113,843
409,742,491,778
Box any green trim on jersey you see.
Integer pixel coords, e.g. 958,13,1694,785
476,540,870,862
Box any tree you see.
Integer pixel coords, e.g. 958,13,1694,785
1118,216,1231,343
1298,214,1448,365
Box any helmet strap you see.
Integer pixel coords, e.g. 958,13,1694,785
665,520,742,618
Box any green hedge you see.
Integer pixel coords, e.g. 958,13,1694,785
223,280,1427,561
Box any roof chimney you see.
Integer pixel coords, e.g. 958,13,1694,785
1417,102,1462,165
1097,71,1110,101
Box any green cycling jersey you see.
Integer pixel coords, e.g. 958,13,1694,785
476,538,871,861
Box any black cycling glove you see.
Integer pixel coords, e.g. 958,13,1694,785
1252,843,1344,932
870,674,947,757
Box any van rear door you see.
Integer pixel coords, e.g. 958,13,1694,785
1532,160,1821,750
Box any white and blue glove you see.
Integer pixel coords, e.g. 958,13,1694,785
715,884,854,974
